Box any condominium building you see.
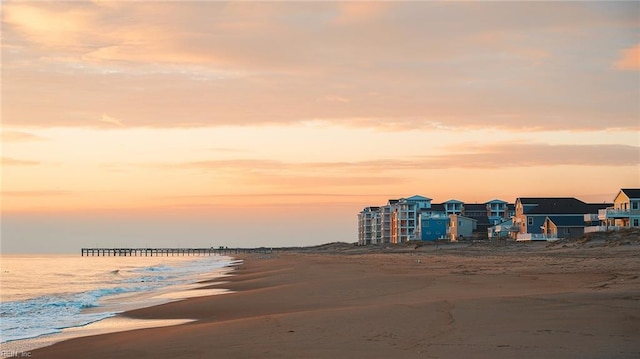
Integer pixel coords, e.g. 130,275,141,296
390,195,432,244
357,206,380,245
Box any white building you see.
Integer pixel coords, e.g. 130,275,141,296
486,199,508,225
357,206,380,245
443,199,464,215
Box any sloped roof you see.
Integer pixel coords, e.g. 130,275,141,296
443,199,464,204
485,199,507,204
621,189,640,199
406,195,432,201
463,203,486,211
546,216,586,227
518,198,590,214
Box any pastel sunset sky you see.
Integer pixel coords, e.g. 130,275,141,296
2,1,639,252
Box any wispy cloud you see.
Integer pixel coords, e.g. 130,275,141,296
430,143,639,169
1,190,73,197
154,143,639,174
2,157,40,166
98,113,124,126
1,131,47,142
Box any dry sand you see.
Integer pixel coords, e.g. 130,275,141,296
30,237,640,358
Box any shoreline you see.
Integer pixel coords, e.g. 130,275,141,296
28,241,640,358
0,257,238,357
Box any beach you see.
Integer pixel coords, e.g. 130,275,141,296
30,238,640,359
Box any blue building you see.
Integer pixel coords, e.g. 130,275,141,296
416,205,449,241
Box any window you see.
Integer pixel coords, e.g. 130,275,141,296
633,219,639,227
527,217,534,226
633,202,639,210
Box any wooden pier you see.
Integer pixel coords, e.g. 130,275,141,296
81,247,270,257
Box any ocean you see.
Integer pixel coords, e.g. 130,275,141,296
0,253,235,346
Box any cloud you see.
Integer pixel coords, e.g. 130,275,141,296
430,143,640,169
1,190,72,197
333,2,392,24
320,95,350,103
207,147,252,154
614,44,640,71
2,2,638,131
2,157,40,166
155,143,639,175
99,113,124,126
2,3,99,50
1,131,47,142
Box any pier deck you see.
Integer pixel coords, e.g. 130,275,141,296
81,247,270,256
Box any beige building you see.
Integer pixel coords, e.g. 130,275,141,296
449,214,477,242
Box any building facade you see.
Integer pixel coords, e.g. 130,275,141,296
606,189,640,228
514,197,610,240
449,214,477,241
415,206,449,241
357,206,380,245
585,189,640,233
443,199,463,215
390,195,432,243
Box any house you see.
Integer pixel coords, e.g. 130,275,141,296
449,214,477,241
542,216,587,239
486,199,509,225
488,219,518,239
601,189,640,229
447,199,514,239
415,204,448,241
462,203,491,236
513,197,610,240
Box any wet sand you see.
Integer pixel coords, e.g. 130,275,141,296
30,240,640,358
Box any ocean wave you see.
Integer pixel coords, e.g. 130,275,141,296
0,285,151,343
138,264,172,272
1,256,234,343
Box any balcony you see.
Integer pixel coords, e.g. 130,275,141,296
599,208,630,220
584,213,598,222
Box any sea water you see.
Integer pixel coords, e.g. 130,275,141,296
0,254,234,344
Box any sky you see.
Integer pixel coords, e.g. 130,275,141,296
1,1,639,253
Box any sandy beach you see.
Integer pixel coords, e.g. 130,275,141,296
30,237,640,359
